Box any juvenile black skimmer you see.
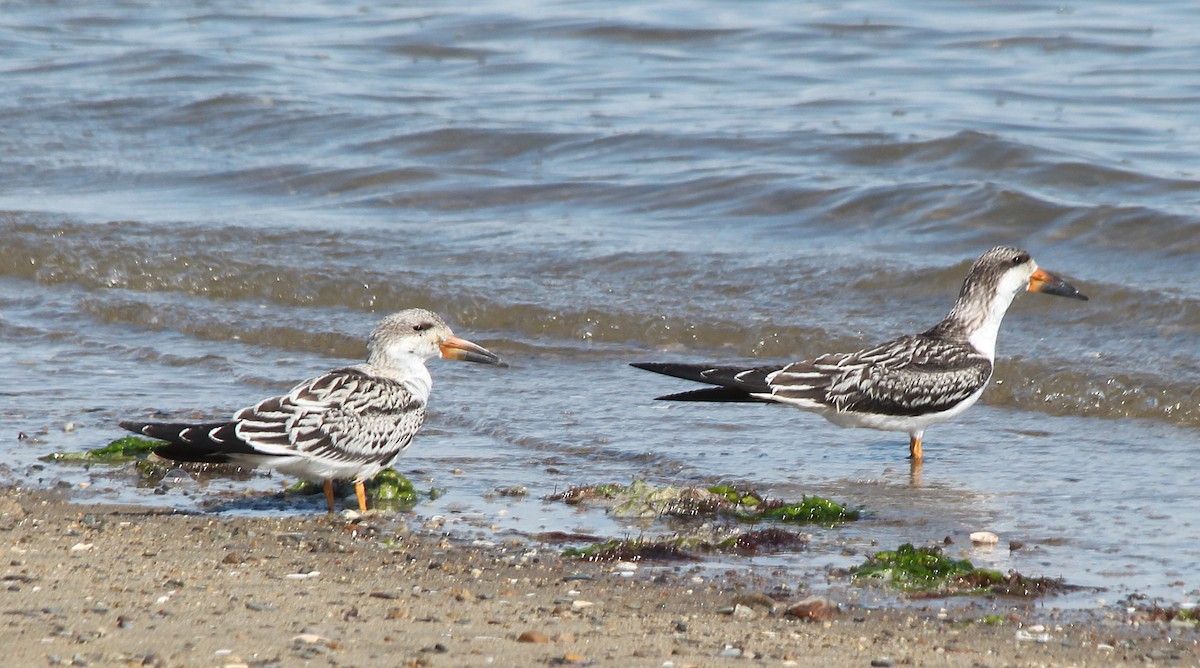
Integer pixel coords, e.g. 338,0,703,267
122,308,504,512
632,247,1087,461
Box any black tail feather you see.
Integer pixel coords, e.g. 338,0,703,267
631,361,778,401
119,420,265,463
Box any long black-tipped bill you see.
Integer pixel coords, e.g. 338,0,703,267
440,336,506,366
1029,267,1088,301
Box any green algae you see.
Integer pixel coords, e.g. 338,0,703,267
547,480,858,526
286,469,421,510
853,543,982,592
563,538,697,562
706,485,761,507
563,527,807,562
41,436,159,463
365,469,420,509
853,543,1075,597
747,496,859,525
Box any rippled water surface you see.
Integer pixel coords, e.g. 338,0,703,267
1,0,1197,608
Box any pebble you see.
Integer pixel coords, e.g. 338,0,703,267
731,604,756,619
969,531,999,545
517,630,551,643
717,646,744,658
786,596,837,622
871,659,895,667
571,599,595,610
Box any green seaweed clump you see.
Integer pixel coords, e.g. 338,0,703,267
286,469,420,510
547,480,859,526
564,538,698,562
365,469,420,510
853,543,981,592
751,496,859,525
706,485,762,507
41,436,160,463
563,527,808,562
853,543,1074,598
285,479,322,495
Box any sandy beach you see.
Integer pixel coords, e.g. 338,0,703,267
1,487,1195,667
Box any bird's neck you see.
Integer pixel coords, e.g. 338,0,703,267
925,286,1014,362
364,352,433,401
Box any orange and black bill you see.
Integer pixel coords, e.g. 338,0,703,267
439,336,506,366
1028,267,1088,301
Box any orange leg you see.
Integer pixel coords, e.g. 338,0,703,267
323,480,336,513
355,481,368,513
908,434,923,461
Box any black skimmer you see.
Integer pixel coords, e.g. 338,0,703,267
122,308,504,512
632,247,1087,461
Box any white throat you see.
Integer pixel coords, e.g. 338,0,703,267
365,351,434,402
966,266,1030,361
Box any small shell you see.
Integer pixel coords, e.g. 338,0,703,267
969,531,999,545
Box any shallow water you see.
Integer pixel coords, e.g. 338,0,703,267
1,0,1197,609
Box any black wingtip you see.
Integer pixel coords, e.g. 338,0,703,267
629,361,718,384
150,443,237,464
654,387,770,403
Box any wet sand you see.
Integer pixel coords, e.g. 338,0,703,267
0,487,1195,667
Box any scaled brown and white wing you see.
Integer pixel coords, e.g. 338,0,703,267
234,367,426,470
767,335,993,416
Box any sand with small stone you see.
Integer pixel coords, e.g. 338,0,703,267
0,487,1196,667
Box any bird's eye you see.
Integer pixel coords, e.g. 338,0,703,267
1011,254,1026,265
412,323,429,332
